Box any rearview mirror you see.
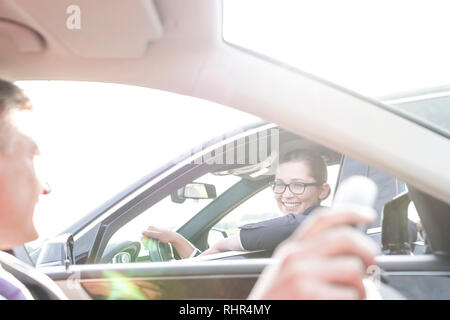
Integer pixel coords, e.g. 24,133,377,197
171,182,217,203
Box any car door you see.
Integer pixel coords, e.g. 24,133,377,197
29,123,279,299
31,121,450,300
30,123,343,300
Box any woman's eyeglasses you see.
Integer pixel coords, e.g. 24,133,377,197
271,181,322,195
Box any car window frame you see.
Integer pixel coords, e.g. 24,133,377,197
85,125,280,264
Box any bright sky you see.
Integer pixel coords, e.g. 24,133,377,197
223,0,450,98
15,81,261,243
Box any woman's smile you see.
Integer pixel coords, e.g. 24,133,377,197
281,200,302,210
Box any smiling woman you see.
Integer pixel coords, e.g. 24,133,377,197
14,81,261,250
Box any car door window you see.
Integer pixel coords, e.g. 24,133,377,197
105,173,241,261
338,156,427,255
17,80,261,257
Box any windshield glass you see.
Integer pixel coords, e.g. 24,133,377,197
223,0,450,136
384,91,450,137
16,81,261,248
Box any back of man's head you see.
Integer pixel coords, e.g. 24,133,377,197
0,79,32,153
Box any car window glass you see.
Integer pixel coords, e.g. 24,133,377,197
105,173,241,262
16,80,261,256
336,158,426,256
223,1,450,138
391,94,450,137
223,0,450,98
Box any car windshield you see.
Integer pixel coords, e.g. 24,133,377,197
16,81,262,248
223,0,450,137
383,90,450,137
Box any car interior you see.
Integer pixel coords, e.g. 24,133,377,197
20,126,442,300
0,0,449,301
91,127,429,267
88,127,343,264
2,121,447,300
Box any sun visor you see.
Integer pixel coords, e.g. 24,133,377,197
12,0,163,59
0,19,45,53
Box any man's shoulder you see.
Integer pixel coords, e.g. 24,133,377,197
0,250,67,300
0,258,34,300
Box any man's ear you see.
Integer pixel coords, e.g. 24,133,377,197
319,183,331,200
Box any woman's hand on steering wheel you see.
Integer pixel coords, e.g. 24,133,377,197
142,225,177,244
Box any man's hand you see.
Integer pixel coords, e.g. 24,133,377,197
248,207,379,300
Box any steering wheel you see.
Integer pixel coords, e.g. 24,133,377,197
101,241,141,264
142,237,174,262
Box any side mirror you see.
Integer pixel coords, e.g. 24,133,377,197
171,182,217,203
36,233,74,268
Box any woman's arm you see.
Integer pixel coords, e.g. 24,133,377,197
142,226,196,259
198,232,244,256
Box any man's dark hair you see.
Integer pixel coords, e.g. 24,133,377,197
0,79,32,151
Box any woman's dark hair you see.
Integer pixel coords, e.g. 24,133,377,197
280,149,328,184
